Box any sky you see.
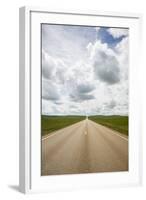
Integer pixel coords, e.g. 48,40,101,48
41,24,129,116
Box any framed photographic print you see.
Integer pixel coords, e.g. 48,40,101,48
19,7,142,193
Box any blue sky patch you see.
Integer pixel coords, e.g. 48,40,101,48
97,27,126,48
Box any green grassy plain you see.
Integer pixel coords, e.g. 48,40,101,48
41,115,85,136
89,115,128,136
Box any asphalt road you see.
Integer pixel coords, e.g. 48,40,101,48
41,119,128,176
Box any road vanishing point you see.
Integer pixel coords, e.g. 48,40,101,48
41,119,128,175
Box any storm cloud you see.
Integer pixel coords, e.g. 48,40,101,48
42,80,60,101
70,93,95,102
69,82,95,102
88,41,120,84
93,54,120,84
77,83,95,94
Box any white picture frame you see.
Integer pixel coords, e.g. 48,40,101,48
19,6,142,194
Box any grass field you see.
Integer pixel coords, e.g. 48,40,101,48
89,115,128,135
41,115,85,136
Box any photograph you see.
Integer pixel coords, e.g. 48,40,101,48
41,24,129,176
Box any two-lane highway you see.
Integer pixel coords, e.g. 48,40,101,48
41,119,128,175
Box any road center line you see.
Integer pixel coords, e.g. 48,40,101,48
84,131,87,135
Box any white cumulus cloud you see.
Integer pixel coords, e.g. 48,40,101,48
107,28,128,38
41,24,129,116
